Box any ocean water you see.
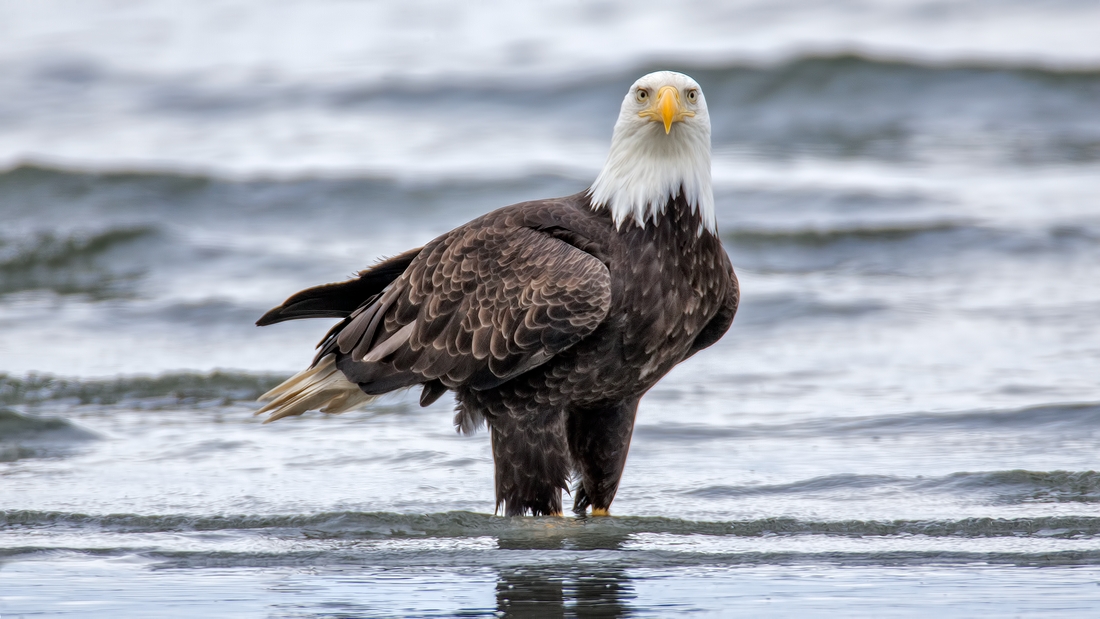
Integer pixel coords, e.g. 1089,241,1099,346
3,1,1100,616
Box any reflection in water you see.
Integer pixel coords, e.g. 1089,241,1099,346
496,569,565,618
569,570,634,619
496,567,634,618
495,531,635,617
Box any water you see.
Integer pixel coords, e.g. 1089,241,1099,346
3,1,1100,616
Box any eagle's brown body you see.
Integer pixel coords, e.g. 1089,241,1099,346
258,191,738,516
257,70,738,516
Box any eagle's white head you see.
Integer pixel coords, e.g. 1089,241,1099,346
588,71,715,234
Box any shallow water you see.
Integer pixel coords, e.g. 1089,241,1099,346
3,1,1100,616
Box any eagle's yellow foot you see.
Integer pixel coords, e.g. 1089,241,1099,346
590,508,611,517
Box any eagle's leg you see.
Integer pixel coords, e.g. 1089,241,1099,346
567,398,640,516
485,403,571,517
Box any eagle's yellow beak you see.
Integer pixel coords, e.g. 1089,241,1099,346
640,85,694,134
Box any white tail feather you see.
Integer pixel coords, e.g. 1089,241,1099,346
256,354,374,423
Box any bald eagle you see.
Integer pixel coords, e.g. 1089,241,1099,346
256,71,739,517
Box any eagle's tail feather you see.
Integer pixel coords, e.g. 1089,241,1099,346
256,354,374,423
255,248,422,326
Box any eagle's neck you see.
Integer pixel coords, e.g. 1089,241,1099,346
588,123,715,235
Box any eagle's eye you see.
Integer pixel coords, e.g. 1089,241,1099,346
686,89,698,103
635,89,649,103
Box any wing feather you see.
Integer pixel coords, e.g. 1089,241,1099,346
332,218,611,396
256,247,421,326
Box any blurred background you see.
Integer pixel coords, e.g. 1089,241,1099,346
3,1,1100,617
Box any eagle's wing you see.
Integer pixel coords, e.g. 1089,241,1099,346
686,253,739,359
263,214,611,422
255,248,422,326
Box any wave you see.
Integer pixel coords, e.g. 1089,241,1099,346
723,220,985,274
731,294,887,328
3,165,1094,275
0,408,98,462
681,52,1100,95
23,52,1100,107
0,225,156,298
5,509,1100,540
4,378,1096,442
689,474,908,498
944,470,1100,504
0,408,97,440
637,402,1100,442
677,54,1100,162
303,54,1100,109
688,470,1100,504
724,218,1100,276
6,546,1100,570
824,402,1100,433
0,371,288,408
6,165,1090,276
725,221,964,246
6,52,1100,175
0,162,586,221
0,156,590,188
